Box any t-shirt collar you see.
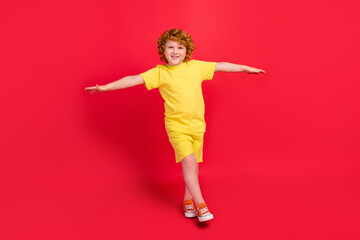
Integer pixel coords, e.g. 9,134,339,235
166,61,187,70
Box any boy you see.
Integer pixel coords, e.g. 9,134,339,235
85,29,265,222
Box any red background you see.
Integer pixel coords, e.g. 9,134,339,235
1,0,360,239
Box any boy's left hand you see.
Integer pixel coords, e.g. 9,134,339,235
245,67,266,74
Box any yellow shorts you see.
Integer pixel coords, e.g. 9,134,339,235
167,131,205,163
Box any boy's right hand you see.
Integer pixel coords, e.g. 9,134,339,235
84,84,107,93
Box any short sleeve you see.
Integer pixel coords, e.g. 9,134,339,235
140,66,161,90
194,60,216,81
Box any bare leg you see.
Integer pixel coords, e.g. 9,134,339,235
184,184,192,200
184,162,199,200
181,153,205,207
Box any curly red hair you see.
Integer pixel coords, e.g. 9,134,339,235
157,29,195,63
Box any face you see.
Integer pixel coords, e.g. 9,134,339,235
164,40,186,66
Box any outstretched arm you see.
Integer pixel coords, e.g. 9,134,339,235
84,74,145,93
215,62,265,74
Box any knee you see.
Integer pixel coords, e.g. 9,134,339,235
181,153,197,170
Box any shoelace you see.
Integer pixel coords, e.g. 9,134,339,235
198,206,209,215
184,204,195,211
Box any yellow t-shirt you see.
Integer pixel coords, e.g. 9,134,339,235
140,59,216,133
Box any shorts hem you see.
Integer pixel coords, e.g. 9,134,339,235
175,152,203,164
